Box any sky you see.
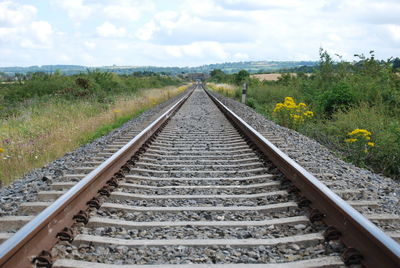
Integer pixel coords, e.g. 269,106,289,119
0,0,399,67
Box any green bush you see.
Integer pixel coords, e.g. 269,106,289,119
247,97,256,108
317,82,355,115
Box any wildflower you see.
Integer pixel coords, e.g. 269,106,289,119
0,148,4,153
284,97,295,104
298,102,307,107
303,111,314,117
113,109,121,113
272,97,314,128
368,142,375,147
283,97,296,108
345,138,357,143
348,129,372,137
273,103,284,112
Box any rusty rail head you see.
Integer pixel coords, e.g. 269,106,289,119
204,88,400,268
0,86,194,268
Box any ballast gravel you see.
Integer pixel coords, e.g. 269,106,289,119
82,224,320,240
53,242,341,265
96,208,301,222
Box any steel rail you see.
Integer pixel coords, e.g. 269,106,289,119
204,87,400,267
0,86,194,268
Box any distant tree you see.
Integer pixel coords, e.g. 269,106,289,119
210,69,227,82
15,73,25,84
318,48,335,88
392,57,400,71
210,69,224,77
277,73,292,85
234,69,250,85
31,72,49,80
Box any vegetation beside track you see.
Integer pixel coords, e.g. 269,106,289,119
208,50,400,179
0,72,187,185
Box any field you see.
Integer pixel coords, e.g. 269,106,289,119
0,73,186,185
251,73,312,81
251,73,289,81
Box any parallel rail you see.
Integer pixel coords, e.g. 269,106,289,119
0,83,398,267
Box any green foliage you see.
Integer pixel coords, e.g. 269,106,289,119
209,69,230,83
210,49,400,179
234,70,250,85
0,72,180,118
247,97,256,108
277,73,292,85
316,82,355,115
392,57,400,71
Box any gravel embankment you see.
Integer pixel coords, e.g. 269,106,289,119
0,91,187,216
208,90,400,215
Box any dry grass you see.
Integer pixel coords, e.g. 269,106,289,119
0,85,189,185
207,83,237,98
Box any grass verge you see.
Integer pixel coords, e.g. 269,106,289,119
0,85,189,185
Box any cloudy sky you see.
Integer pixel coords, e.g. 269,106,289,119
0,0,399,67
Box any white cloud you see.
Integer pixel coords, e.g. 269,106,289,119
136,21,158,41
165,42,229,60
387,24,400,42
56,0,94,21
84,41,96,49
0,2,53,49
56,0,154,22
31,21,53,44
96,22,127,38
0,1,37,26
233,52,249,60
103,5,141,21
2,0,400,67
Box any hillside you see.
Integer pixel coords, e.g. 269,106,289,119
0,61,318,76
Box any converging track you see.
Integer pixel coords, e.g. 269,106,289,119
0,84,399,267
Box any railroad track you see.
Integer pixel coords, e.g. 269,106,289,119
0,84,399,267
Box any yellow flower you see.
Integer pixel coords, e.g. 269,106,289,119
298,102,307,107
368,142,375,147
344,138,358,143
284,102,297,109
291,114,301,119
348,129,372,136
284,97,295,104
273,103,284,112
113,109,121,113
303,111,314,117
0,148,4,153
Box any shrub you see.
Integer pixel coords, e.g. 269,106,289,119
247,97,256,108
75,77,90,89
317,82,355,115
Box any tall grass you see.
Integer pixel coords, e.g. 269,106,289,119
0,84,189,185
207,83,238,98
